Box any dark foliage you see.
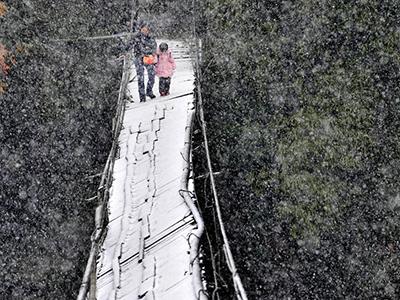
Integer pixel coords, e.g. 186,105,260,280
0,1,130,298
193,0,400,299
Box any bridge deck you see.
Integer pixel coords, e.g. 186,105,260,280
95,41,201,300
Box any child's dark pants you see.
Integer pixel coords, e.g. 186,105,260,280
159,77,171,95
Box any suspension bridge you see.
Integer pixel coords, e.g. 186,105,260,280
77,39,247,300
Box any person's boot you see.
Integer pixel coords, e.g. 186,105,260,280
147,92,156,99
140,94,146,102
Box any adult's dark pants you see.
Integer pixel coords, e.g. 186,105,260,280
134,58,155,100
159,77,171,95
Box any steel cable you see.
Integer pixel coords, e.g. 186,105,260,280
192,1,249,299
77,4,137,295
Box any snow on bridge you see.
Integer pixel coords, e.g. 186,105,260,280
94,41,206,300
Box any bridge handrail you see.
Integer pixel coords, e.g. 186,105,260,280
77,52,133,300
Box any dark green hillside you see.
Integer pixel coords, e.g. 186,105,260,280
1,0,399,299
194,1,400,299
0,1,130,298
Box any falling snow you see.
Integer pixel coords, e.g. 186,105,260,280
1,1,400,300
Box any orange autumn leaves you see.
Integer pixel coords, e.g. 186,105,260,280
0,44,10,75
0,44,7,93
0,2,7,16
0,1,8,76
0,1,8,93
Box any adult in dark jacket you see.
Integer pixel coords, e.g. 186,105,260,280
128,21,157,102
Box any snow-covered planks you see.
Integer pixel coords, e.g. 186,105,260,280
95,41,205,300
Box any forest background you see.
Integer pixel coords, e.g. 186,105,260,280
1,0,399,299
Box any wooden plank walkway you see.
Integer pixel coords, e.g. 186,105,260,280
95,41,204,300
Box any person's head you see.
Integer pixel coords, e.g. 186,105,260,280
159,42,168,53
140,25,149,35
138,21,150,35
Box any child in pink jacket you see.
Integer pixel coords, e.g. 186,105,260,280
155,42,176,96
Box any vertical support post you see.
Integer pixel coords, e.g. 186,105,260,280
89,244,97,300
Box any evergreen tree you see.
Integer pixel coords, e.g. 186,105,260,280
195,0,400,298
0,1,130,298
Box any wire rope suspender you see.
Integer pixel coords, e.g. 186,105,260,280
192,1,248,299
77,3,138,298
